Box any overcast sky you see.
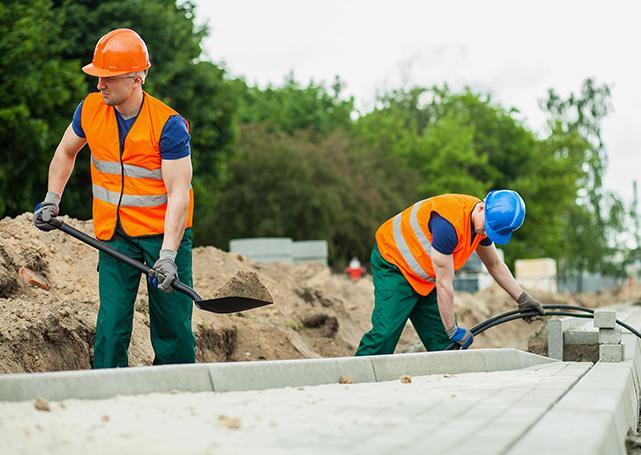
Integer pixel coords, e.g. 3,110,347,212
194,0,640,204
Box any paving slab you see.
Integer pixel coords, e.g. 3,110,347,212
508,361,637,455
0,361,588,455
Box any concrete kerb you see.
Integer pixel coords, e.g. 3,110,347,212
0,363,213,403
0,349,555,402
207,356,377,392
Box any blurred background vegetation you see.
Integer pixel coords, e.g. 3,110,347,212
2,0,640,285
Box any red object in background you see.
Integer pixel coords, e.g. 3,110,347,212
345,257,366,280
346,266,366,280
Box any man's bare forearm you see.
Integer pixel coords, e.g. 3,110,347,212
161,190,189,251
47,150,77,197
47,125,86,197
487,261,523,300
436,280,456,330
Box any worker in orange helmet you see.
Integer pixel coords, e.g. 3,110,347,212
33,29,196,368
356,191,545,355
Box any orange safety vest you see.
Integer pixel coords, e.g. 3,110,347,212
375,194,487,295
81,91,194,240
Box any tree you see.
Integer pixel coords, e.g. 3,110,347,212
0,0,85,216
541,79,622,282
204,124,420,263
235,74,354,136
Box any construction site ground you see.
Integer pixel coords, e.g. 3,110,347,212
2,213,639,374
3,214,641,453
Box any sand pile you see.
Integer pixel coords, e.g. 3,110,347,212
0,213,638,373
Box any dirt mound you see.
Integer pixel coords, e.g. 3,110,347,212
1,213,638,373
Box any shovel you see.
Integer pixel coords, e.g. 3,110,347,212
46,218,272,314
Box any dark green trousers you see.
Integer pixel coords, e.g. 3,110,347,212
355,244,450,355
94,229,195,368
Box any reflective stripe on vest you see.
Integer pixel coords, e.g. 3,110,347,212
92,184,168,207
91,155,163,180
392,200,436,284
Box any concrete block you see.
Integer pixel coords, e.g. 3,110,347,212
593,310,617,329
515,258,557,293
207,356,376,392
599,328,622,345
0,364,213,402
515,258,557,277
229,237,294,263
547,318,565,360
564,328,598,345
599,344,624,362
291,240,328,265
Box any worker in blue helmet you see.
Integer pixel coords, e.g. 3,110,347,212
356,189,545,355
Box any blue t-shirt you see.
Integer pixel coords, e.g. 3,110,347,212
428,212,492,255
72,100,190,159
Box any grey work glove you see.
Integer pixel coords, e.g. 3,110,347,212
33,191,61,232
517,291,545,323
151,249,178,293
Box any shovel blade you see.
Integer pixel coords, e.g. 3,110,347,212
194,296,272,314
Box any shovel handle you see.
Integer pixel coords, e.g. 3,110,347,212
48,218,202,301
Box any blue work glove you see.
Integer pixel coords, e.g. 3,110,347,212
149,249,178,293
446,325,473,349
33,191,61,232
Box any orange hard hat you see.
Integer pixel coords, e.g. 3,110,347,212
82,28,151,77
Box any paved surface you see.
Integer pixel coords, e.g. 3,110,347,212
0,361,590,455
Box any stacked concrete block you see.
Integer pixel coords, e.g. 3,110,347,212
594,310,624,362
229,238,329,264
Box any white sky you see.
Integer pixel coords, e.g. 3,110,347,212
195,0,640,204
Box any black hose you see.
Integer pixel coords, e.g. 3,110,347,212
470,304,595,335
445,304,641,351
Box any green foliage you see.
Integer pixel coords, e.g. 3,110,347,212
0,0,630,274
0,0,237,240
205,124,420,262
0,0,85,215
540,79,623,276
236,74,354,135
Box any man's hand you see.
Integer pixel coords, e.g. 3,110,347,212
517,291,545,323
151,250,178,292
33,192,61,232
446,325,473,349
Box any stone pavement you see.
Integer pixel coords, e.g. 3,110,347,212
0,361,592,455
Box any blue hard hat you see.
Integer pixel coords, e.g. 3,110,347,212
484,190,526,245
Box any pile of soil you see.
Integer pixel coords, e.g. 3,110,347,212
1,213,638,373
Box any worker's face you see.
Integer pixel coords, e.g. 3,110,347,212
474,204,486,235
96,74,143,106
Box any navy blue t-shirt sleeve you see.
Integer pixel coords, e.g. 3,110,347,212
160,115,191,160
71,101,85,138
428,212,458,255
480,237,493,247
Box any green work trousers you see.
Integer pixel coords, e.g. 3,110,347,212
94,229,195,368
355,244,450,355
